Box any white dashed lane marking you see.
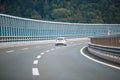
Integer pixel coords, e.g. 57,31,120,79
6,50,14,53
32,68,40,76
33,60,38,65
36,55,41,59
41,52,44,55
32,47,58,77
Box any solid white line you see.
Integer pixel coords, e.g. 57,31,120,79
36,55,41,59
32,68,40,76
80,47,120,70
22,48,28,50
6,50,14,53
33,60,38,64
41,52,44,55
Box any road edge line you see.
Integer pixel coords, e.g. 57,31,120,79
80,46,120,70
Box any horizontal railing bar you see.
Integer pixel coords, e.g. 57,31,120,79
88,43,120,54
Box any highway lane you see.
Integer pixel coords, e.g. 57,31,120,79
0,40,120,80
0,44,55,80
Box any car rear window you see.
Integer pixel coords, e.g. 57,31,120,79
57,38,64,40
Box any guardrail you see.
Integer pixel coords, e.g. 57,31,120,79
0,38,89,49
0,34,87,42
88,34,120,64
88,43,120,54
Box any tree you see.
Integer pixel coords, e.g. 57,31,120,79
0,0,120,23
31,10,42,19
51,8,72,21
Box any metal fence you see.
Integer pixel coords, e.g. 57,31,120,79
0,13,120,42
90,34,120,47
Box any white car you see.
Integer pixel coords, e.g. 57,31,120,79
55,37,67,46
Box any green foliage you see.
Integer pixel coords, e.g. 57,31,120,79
51,8,72,20
0,0,120,23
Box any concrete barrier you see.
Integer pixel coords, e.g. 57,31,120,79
88,46,120,64
88,34,120,64
90,34,120,47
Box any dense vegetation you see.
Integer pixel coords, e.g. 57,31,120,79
0,0,120,23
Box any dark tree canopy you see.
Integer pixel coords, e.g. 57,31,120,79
0,0,120,23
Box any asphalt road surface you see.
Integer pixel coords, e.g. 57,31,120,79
0,40,120,80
